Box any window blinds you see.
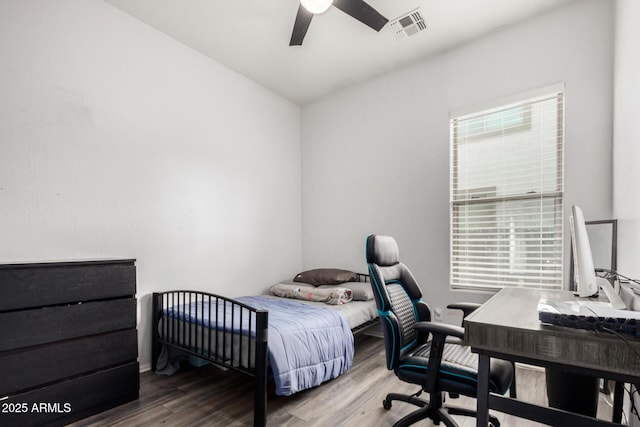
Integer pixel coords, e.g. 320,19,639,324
450,91,564,290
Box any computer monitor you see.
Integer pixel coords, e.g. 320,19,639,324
571,205,626,309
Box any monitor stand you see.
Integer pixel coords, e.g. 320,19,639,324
596,277,626,310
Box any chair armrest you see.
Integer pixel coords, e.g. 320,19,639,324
446,302,482,319
414,321,466,393
414,321,465,340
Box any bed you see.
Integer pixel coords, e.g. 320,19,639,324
150,271,377,427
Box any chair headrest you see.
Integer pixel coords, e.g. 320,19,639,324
366,235,400,266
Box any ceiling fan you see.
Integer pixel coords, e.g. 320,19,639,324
290,0,389,46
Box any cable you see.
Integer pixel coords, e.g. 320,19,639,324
581,271,640,423
624,384,640,424
596,268,640,286
602,327,640,357
589,272,640,424
601,327,640,424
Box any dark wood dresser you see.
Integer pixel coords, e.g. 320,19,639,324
0,259,139,426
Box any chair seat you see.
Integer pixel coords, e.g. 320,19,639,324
396,341,513,397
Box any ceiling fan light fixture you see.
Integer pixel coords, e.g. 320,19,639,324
300,0,333,14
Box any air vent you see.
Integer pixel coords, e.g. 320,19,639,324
389,9,427,40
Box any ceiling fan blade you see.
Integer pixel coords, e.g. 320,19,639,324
333,0,388,32
290,4,314,46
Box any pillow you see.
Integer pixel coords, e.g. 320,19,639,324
318,282,374,301
270,283,353,305
277,278,314,288
293,268,358,286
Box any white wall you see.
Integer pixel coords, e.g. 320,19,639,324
613,0,640,282
0,0,302,370
613,2,640,419
301,0,614,317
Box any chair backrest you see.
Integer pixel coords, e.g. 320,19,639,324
366,234,431,370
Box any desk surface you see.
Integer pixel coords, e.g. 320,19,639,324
464,287,640,380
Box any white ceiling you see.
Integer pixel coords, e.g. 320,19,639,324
104,0,577,105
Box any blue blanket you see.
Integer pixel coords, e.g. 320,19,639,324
166,296,354,395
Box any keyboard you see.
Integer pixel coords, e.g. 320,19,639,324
538,299,640,338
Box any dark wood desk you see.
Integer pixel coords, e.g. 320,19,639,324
464,287,640,427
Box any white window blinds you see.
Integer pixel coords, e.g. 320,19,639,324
450,90,564,291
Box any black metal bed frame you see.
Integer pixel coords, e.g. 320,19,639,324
152,291,268,426
150,273,373,427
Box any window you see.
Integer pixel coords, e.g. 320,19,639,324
450,88,564,291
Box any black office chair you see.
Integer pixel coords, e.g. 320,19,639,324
366,234,513,427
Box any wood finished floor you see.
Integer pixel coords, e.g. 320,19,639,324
71,334,614,427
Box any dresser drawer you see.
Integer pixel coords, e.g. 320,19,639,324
0,298,136,352
0,260,135,311
0,329,138,396
0,362,139,427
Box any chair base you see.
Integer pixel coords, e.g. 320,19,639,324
384,391,500,427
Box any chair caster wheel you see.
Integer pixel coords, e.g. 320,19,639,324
383,399,392,410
